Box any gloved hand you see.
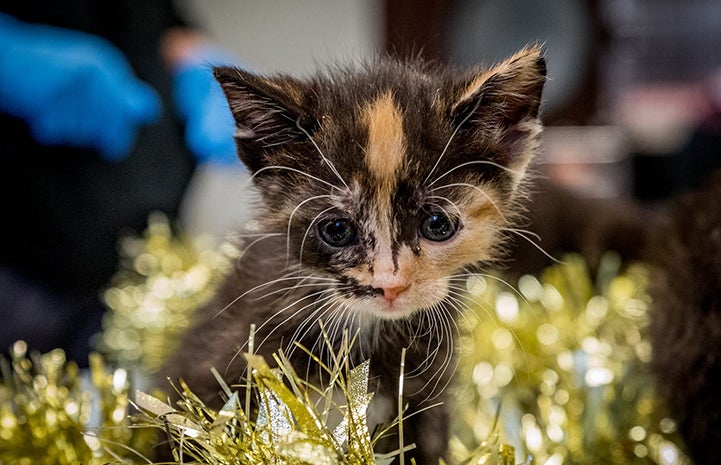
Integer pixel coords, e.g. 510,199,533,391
0,13,161,161
172,46,238,165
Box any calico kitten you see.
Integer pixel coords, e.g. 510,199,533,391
163,47,546,464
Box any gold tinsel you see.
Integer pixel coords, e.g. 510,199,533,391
0,338,512,465
134,339,412,465
0,215,694,464
132,329,514,465
96,212,234,373
453,253,691,465
0,341,155,464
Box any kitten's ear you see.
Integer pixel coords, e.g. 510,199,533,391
452,46,546,175
213,67,311,172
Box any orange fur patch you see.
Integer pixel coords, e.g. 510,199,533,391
362,92,406,186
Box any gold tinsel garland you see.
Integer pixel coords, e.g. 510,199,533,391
96,212,235,374
0,341,155,464
452,254,690,465
0,214,693,464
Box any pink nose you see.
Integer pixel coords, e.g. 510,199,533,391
383,284,409,301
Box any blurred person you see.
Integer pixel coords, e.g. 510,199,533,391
0,0,239,363
670,68,721,193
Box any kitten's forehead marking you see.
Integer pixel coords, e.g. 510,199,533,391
360,91,408,270
362,91,406,187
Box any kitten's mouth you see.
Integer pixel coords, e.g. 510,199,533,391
341,277,449,319
371,286,436,320
373,297,417,319
378,292,407,311
343,286,417,319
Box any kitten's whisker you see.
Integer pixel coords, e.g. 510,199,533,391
399,303,443,384
408,303,457,400
320,305,349,362
287,291,349,350
286,194,335,267
445,290,496,334
263,287,340,335
441,285,478,328
211,272,332,319
450,270,546,329
429,183,510,223
248,280,338,302
446,291,530,390
295,296,348,364
450,272,528,306
225,232,285,239
408,311,432,341
289,307,335,361
422,304,462,401
423,94,483,186
272,282,347,330
426,197,461,217
225,288,341,372
246,286,337,343
236,233,279,260
298,206,336,266
250,289,341,355
405,310,444,378
500,227,563,264
501,226,542,242
428,160,525,189
251,165,340,192
294,118,350,191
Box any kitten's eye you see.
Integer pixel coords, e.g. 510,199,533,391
419,212,458,242
318,218,358,247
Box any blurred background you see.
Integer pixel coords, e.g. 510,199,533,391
189,0,721,203
2,0,721,361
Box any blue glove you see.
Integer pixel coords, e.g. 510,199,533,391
0,13,161,161
172,46,238,165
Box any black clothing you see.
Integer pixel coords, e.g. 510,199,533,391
0,0,197,362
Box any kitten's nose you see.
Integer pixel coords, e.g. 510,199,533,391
382,284,410,301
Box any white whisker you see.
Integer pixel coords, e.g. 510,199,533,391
286,194,334,265
294,118,350,191
430,183,509,223
248,280,338,303
423,94,483,185
288,292,349,356
428,160,525,189
425,196,462,219
298,206,336,265
211,271,332,319
255,289,341,348
500,227,563,264
445,290,530,388
236,233,279,259
251,165,341,192
224,288,343,372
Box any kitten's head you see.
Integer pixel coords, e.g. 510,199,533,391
215,47,545,320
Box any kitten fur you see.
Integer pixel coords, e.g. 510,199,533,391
647,172,721,465
507,169,721,465
162,47,546,464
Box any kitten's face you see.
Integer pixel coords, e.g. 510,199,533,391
216,47,545,320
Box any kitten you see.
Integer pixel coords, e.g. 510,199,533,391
507,167,721,465
647,171,721,465
163,46,546,464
